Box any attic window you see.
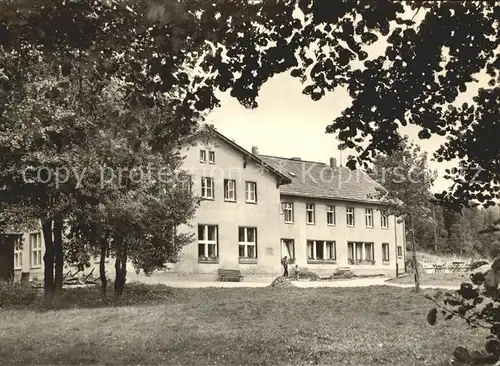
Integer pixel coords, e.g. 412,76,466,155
288,172,296,177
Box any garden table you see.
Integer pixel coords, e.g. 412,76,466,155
450,261,466,273
433,264,446,273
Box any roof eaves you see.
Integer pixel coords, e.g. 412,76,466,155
280,192,385,205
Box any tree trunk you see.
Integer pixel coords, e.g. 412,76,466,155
408,214,420,292
42,218,54,307
432,205,438,254
99,239,108,300
53,215,64,298
113,237,127,300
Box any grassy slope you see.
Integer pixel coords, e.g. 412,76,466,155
0,286,487,366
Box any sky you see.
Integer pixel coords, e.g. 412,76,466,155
205,7,491,195
208,72,459,194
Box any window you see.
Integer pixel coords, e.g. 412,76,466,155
30,233,42,268
199,150,207,163
239,227,257,262
282,202,294,223
14,237,22,270
382,243,390,262
365,208,373,228
198,225,218,262
208,151,215,164
224,179,236,201
201,177,214,199
348,242,375,265
327,205,336,225
180,175,193,195
281,239,295,263
245,182,257,203
307,240,336,262
346,207,355,226
397,246,403,257
381,210,389,229
306,204,315,224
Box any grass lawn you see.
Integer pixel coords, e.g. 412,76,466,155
387,272,471,288
0,285,487,365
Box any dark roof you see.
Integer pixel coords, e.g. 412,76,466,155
209,129,292,185
259,155,386,204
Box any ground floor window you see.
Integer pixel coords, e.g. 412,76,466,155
281,239,295,263
397,246,403,257
382,243,390,262
348,242,375,265
198,225,218,263
239,227,257,263
307,240,336,263
14,237,22,270
29,233,42,268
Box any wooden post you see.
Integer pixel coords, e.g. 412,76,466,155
396,263,399,278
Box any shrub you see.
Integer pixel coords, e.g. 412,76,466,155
53,282,175,308
426,258,500,364
298,270,320,281
0,281,38,307
0,281,175,309
269,276,295,288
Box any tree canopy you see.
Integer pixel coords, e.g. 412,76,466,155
202,0,499,210
1,0,498,209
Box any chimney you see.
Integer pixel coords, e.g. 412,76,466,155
329,157,337,168
251,146,259,156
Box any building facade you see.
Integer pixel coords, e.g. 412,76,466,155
260,155,406,277
6,129,406,281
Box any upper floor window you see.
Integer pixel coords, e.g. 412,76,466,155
208,151,215,164
306,204,315,224
201,177,214,199
327,205,336,225
180,175,192,195
245,181,257,203
381,210,389,229
200,150,207,163
346,207,355,226
224,179,236,202
365,208,373,228
282,202,294,223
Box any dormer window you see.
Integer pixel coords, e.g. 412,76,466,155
208,151,215,164
200,150,207,163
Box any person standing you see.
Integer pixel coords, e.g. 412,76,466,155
281,256,289,277
294,264,300,280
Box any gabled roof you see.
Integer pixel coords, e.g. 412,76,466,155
208,129,292,186
259,155,386,204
